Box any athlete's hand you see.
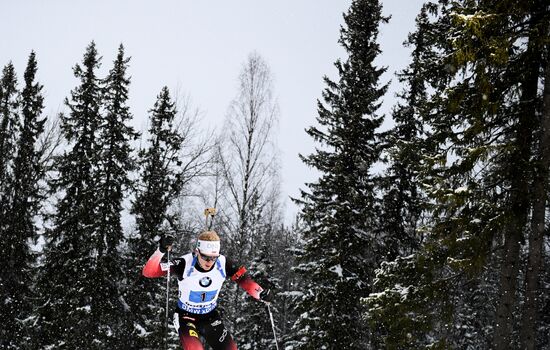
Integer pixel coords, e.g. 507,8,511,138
259,288,271,302
159,235,174,253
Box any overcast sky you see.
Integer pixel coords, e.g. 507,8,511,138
1,0,425,223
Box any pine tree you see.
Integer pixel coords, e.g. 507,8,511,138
0,52,46,349
92,44,139,347
36,41,104,348
290,0,388,348
126,86,184,349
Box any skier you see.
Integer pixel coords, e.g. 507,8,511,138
142,230,270,350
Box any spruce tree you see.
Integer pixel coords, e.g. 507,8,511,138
92,44,139,347
518,4,550,349
365,1,550,348
0,63,19,213
232,208,287,349
126,86,184,349
36,41,104,348
280,221,307,349
271,226,303,349
0,62,19,348
0,53,46,349
233,242,278,349
363,5,451,347
290,0,388,348
377,5,431,260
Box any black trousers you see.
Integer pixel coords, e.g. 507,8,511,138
173,308,237,350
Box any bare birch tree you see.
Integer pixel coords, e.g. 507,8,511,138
217,52,282,260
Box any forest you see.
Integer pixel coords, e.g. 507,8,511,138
1,0,549,349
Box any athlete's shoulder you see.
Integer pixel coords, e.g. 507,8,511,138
181,252,194,260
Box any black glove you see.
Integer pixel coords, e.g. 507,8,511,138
159,235,174,253
259,288,271,302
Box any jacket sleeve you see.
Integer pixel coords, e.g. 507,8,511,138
142,249,167,278
227,260,264,300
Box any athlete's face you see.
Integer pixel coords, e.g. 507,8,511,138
197,250,218,270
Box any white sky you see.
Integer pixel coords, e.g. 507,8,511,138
1,0,425,223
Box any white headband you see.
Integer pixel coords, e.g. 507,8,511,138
197,240,220,255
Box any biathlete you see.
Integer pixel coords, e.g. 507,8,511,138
142,230,270,350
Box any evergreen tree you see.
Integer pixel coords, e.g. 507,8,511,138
0,63,19,214
290,0,388,348
36,41,104,349
233,241,278,349
363,4,451,348
377,5,431,261
492,3,545,347
520,10,550,350
280,219,307,349
232,204,287,349
92,44,139,347
126,86,184,349
540,251,550,349
365,1,550,348
0,52,46,349
270,226,303,350
0,62,19,348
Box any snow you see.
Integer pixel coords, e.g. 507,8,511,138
454,13,476,21
447,257,469,265
365,284,413,304
368,291,386,299
452,12,496,22
328,264,343,277
76,305,91,313
454,186,468,194
119,295,131,312
280,291,305,297
395,284,411,301
134,323,150,337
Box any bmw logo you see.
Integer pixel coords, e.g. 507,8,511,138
199,277,212,287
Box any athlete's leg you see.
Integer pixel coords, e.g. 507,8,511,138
198,311,237,350
174,312,205,350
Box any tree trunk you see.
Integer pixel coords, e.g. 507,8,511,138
520,42,550,350
493,29,542,350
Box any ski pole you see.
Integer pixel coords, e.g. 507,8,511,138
263,301,280,350
165,249,171,350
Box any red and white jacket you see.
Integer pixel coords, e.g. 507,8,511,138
143,249,264,315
